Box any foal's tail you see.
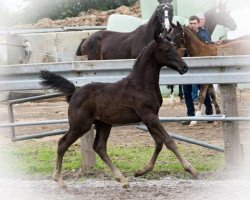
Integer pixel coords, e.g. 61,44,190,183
75,38,86,56
40,70,76,103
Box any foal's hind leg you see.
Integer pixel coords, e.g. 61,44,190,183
93,121,129,188
134,140,163,177
141,113,199,178
53,120,93,188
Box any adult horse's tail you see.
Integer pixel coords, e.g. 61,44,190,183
75,38,86,56
40,70,76,103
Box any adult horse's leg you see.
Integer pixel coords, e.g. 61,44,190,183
134,139,163,177
178,85,184,100
141,112,199,178
190,84,209,126
93,121,129,188
207,84,221,114
168,85,175,103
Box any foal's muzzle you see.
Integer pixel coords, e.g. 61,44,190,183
179,65,188,75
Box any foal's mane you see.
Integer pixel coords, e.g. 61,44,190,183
184,27,216,47
128,41,155,76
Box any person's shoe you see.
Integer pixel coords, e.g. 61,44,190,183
207,121,214,123
193,100,198,105
182,121,191,125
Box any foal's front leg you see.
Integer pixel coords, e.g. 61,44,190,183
142,114,199,178
134,140,163,177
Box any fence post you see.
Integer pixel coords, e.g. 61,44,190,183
80,126,96,169
219,84,243,169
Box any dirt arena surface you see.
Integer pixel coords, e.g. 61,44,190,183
0,87,249,200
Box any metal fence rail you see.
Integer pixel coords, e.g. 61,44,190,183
0,26,107,35
1,55,250,91
0,55,249,168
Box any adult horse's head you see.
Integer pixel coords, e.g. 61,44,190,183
205,1,237,32
156,0,174,34
153,31,188,75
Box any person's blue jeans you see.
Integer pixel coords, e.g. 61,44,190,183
183,84,213,116
192,84,199,102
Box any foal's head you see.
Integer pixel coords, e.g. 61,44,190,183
207,1,237,31
169,22,198,47
168,21,184,49
156,0,174,33
153,32,188,75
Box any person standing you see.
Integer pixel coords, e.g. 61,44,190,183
182,15,213,125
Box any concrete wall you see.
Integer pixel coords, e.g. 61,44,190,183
7,30,96,64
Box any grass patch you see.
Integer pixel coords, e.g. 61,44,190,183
5,141,224,179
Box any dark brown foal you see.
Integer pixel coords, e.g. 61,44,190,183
40,32,198,188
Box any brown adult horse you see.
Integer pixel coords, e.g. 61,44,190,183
170,22,250,126
167,0,237,102
75,0,174,60
40,32,198,189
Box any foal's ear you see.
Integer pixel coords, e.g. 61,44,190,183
177,21,183,31
177,21,181,28
154,31,162,43
170,22,177,28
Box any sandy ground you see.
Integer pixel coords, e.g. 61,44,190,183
0,87,249,200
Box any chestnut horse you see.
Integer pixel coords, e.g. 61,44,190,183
167,0,237,102
75,0,173,60
170,22,250,126
222,35,250,45
40,32,199,189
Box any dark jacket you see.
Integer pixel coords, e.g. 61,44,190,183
196,27,212,44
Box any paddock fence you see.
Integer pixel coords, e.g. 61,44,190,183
1,55,250,169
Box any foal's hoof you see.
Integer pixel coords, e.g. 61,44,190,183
134,170,144,177
185,167,200,180
192,172,202,180
121,181,130,189
53,174,68,189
